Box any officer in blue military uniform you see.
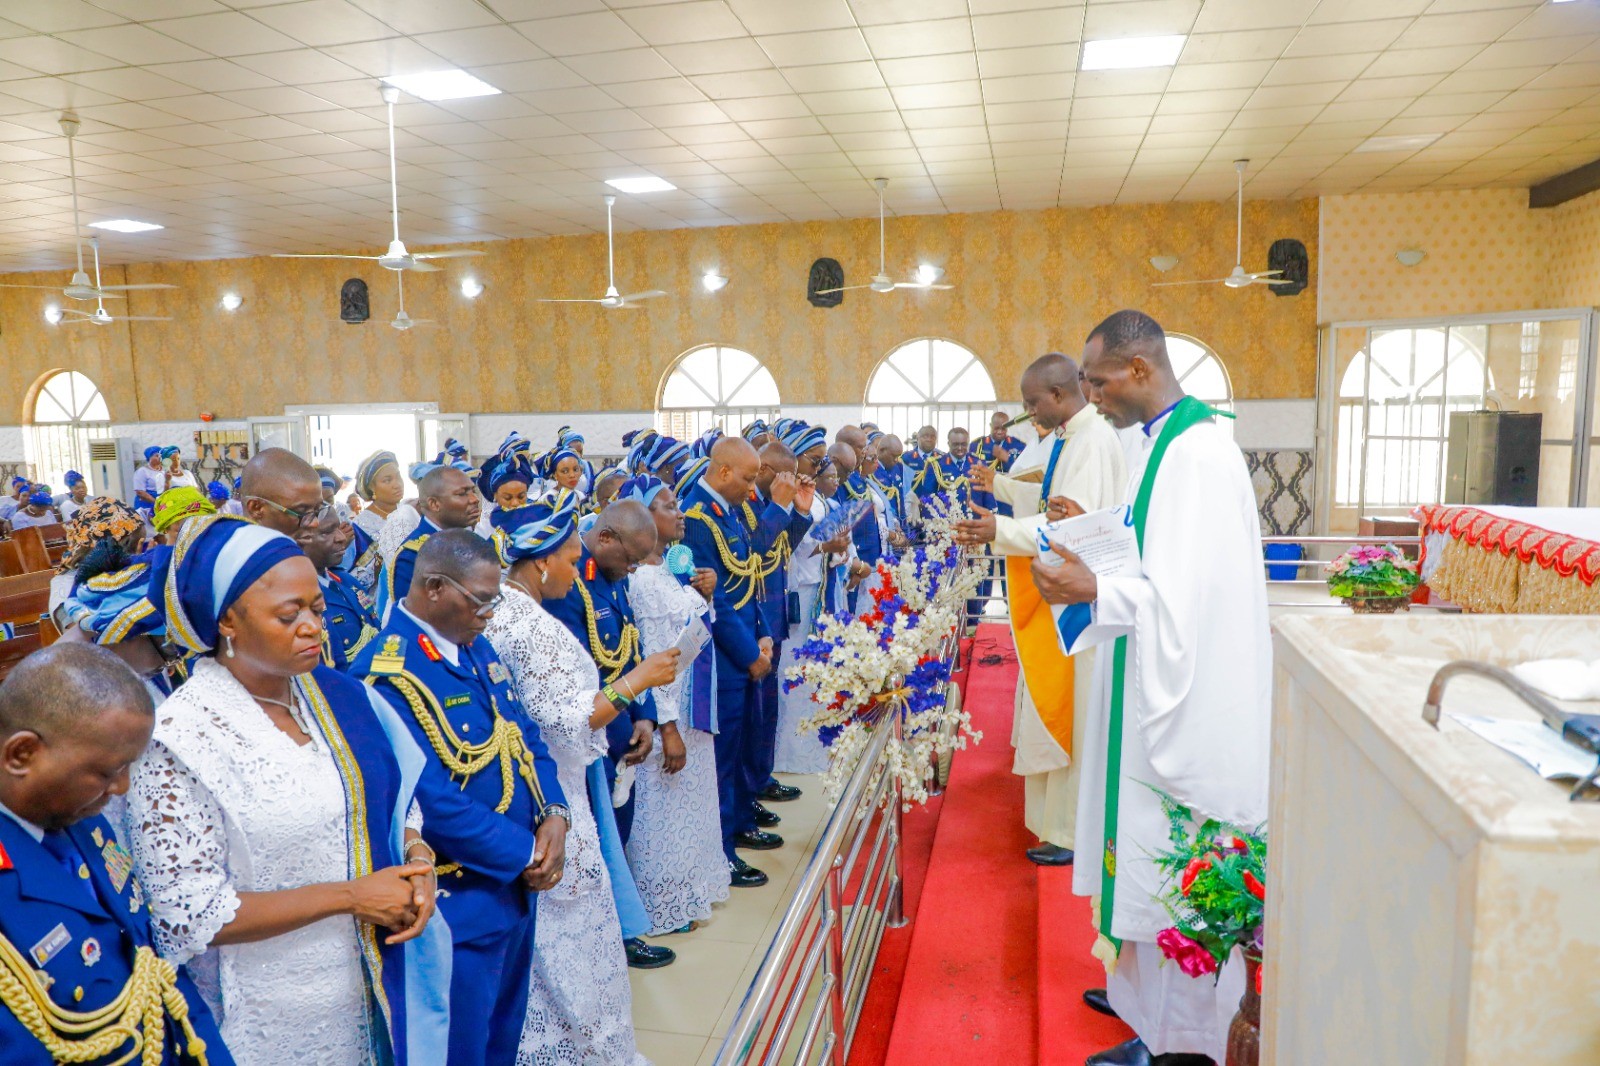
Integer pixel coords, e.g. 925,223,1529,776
904,425,945,501
742,441,815,820
832,428,883,613
680,438,778,889
381,464,483,623
291,508,379,671
353,530,569,1066
0,644,231,1066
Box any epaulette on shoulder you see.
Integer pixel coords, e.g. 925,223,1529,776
400,533,432,553
365,632,408,676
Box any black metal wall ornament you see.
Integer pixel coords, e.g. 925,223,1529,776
807,258,844,307
1266,239,1309,296
340,278,370,322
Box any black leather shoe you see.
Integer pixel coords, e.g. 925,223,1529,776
752,802,782,828
728,857,768,888
624,938,675,969
1087,1038,1213,1066
1027,843,1075,866
762,781,803,802
1083,988,1118,1019
734,828,784,850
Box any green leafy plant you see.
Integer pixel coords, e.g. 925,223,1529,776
1324,542,1420,599
1149,788,1267,980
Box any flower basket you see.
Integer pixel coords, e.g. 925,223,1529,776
1324,544,1420,612
1341,593,1411,614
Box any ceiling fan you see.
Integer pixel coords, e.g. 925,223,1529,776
535,195,667,308
389,271,436,331
60,237,172,326
1153,160,1291,290
816,177,953,296
0,114,178,302
273,85,484,273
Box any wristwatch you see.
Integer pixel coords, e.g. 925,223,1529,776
540,803,571,828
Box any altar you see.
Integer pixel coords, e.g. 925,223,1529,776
1266,614,1600,1065
1415,504,1600,613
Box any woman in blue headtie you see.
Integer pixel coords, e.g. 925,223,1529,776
125,515,449,1066
615,474,732,934
535,446,584,497
484,491,676,1064
555,426,594,496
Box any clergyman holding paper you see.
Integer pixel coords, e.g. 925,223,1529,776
1030,309,1270,1066
954,350,1126,868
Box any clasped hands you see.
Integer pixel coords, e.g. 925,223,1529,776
748,636,775,681
522,816,569,892
954,497,1085,547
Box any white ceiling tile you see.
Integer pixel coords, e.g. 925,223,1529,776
690,69,794,98
1074,68,1173,97
716,94,812,120
0,36,118,75
891,81,985,109
1180,29,1296,63
345,0,502,34
518,11,649,55
860,20,974,59
985,98,1072,123
620,1,749,44
1072,93,1160,119
1282,19,1413,58
981,72,1076,103
726,0,857,35
1392,9,1532,49
143,59,280,92
656,38,774,74
604,76,709,106
410,26,550,67
977,43,1080,77
781,61,887,93
1262,53,1377,85
245,0,395,47
800,87,897,113
879,54,980,85
1082,0,1203,39
971,8,1085,49
474,59,589,92
1165,60,1273,92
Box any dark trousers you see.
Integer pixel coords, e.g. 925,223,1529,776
714,678,754,860
745,645,781,796
449,913,536,1066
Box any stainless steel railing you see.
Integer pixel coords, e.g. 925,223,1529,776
1260,534,1456,611
713,630,961,1066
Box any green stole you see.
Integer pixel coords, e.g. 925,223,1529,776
1099,396,1234,950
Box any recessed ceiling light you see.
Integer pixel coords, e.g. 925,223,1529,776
89,219,162,233
1080,35,1185,71
381,70,501,102
1355,133,1441,153
44,304,61,324
220,292,242,311
605,175,677,194
702,272,728,292
460,277,484,299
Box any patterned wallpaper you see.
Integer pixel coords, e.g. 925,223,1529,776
0,198,1320,424
1542,188,1600,309
1317,189,1553,324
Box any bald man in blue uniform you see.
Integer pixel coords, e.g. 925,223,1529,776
0,645,231,1066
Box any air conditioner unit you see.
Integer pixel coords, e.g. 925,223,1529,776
87,438,133,503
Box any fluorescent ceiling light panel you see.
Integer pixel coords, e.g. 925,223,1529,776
1355,133,1441,153
382,70,500,101
1080,35,1185,71
605,175,676,194
89,219,162,233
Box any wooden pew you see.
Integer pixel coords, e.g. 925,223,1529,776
10,527,50,572
36,522,68,566
0,539,22,578
0,569,52,682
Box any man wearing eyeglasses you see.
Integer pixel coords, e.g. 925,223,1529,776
239,447,332,537
353,530,568,1066
381,465,483,624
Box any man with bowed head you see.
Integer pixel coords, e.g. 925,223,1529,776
381,464,483,623
1031,310,1269,1066
354,530,570,1066
679,437,780,887
0,644,231,1066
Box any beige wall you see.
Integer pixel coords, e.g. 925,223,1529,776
0,197,1321,425
1318,187,1600,324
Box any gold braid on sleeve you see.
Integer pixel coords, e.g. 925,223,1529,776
0,934,209,1066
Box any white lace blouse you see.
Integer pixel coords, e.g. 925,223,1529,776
127,658,376,1066
374,502,422,568
484,587,609,902
628,562,711,725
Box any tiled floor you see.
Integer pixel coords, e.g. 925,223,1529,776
630,771,832,1066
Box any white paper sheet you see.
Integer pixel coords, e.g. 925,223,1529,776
672,615,712,678
1448,713,1598,780
1035,505,1143,579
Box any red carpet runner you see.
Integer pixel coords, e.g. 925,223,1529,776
850,624,1135,1066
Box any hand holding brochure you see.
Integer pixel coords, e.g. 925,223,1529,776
1035,506,1141,655
672,615,712,678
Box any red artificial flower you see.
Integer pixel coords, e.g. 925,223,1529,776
1155,928,1218,979
1255,961,1263,996
1179,856,1212,896
1221,835,1248,852
1242,870,1266,901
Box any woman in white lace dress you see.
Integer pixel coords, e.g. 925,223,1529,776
126,515,448,1066
618,475,734,934
350,449,406,592
485,492,678,1065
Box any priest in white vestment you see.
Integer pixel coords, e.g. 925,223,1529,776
1032,310,1269,1066
959,352,1126,866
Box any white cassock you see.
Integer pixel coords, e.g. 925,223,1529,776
1066,405,1270,1061
990,405,1126,849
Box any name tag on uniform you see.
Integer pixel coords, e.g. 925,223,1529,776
31,923,70,967
444,694,472,709
594,606,612,620
329,614,347,626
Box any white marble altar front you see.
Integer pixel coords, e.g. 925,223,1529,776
1267,615,1600,1065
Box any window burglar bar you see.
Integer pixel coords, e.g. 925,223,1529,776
713,632,960,1066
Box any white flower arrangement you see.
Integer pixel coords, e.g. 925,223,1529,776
784,495,986,806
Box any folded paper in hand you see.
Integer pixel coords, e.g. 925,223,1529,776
1009,466,1046,485
672,615,712,678
1036,506,1142,655
810,498,873,543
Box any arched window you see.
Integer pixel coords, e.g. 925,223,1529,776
1334,326,1491,516
1168,335,1233,413
27,370,111,494
864,338,998,443
657,345,781,440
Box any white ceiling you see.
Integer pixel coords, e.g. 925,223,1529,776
0,0,1595,272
